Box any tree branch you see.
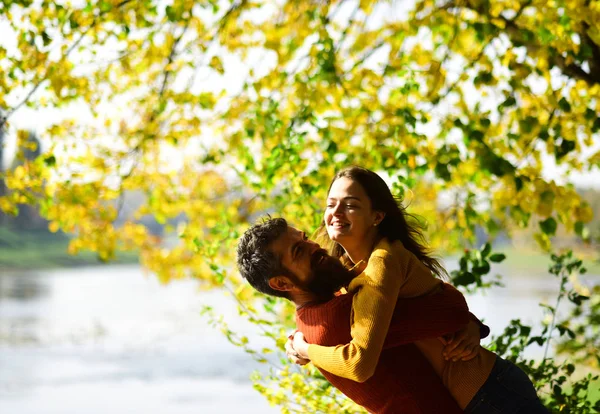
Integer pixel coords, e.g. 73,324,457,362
579,22,600,81
156,19,191,111
0,0,135,129
442,0,600,86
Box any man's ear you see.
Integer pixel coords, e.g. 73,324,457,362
268,276,295,292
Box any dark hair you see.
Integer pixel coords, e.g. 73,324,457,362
317,166,448,279
236,217,291,299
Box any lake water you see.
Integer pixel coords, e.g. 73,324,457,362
0,263,597,413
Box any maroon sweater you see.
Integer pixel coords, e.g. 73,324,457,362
296,283,467,413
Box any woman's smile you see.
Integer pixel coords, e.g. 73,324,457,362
330,221,349,230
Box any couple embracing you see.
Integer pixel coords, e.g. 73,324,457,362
237,166,548,414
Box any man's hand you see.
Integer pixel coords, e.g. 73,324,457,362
439,320,481,362
285,333,310,366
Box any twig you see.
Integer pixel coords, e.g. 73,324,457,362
542,270,567,364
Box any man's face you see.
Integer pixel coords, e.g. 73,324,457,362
269,226,354,302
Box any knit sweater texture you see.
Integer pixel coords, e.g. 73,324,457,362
307,238,496,409
296,283,468,413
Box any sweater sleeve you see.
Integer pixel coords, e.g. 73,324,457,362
307,251,404,383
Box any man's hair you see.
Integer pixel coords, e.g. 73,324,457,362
237,217,290,299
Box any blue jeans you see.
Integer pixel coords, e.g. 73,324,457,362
465,356,549,414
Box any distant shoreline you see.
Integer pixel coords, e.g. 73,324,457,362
0,227,138,271
2,228,598,275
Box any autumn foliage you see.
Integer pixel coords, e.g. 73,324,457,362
1,0,599,412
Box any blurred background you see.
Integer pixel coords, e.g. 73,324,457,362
1,0,600,412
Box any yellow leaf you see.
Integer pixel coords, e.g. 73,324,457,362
209,55,225,75
49,221,60,233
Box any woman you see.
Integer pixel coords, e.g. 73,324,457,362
288,166,548,413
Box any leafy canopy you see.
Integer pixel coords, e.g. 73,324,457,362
0,0,599,412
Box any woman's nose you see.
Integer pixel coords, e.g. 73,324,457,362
332,203,344,216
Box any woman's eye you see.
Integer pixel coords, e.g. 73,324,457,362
346,204,357,209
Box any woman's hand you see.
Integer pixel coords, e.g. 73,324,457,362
285,332,310,366
439,320,481,362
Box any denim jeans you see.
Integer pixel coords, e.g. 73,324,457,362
465,356,549,414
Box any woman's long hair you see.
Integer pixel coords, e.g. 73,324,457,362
315,166,448,279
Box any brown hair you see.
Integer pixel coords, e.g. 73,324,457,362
237,217,292,299
315,166,448,279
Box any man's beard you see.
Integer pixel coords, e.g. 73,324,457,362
299,249,356,303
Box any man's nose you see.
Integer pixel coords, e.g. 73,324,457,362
306,240,320,253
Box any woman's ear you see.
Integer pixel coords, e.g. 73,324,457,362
268,276,294,292
374,211,386,226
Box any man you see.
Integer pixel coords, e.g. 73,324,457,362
237,217,483,413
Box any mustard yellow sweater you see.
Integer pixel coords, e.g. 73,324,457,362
306,238,496,409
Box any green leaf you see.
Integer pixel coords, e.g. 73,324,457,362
555,138,576,160
41,31,52,46
479,145,516,177
552,384,562,396
396,152,409,164
453,271,476,286
486,219,500,235
43,154,56,166
435,162,451,181
540,190,555,205
539,27,554,44
489,253,506,263
481,242,491,258
473,260,491,275
99,0,112,12
565,364,575,375
558,97,571,113
593,117,600,133
519,116,538,134
501,96,517,108
574,221,589,239
165,5,180,21
471,129,485,142
514,176,524,191
568,291,589,306
539,217,557,236
584,108,596,121
459,256,468,271
527,336,545,346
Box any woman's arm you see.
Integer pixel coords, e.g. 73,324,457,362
289,282,484,365
300,250,406,383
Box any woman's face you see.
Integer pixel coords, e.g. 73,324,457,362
324,177,382,245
